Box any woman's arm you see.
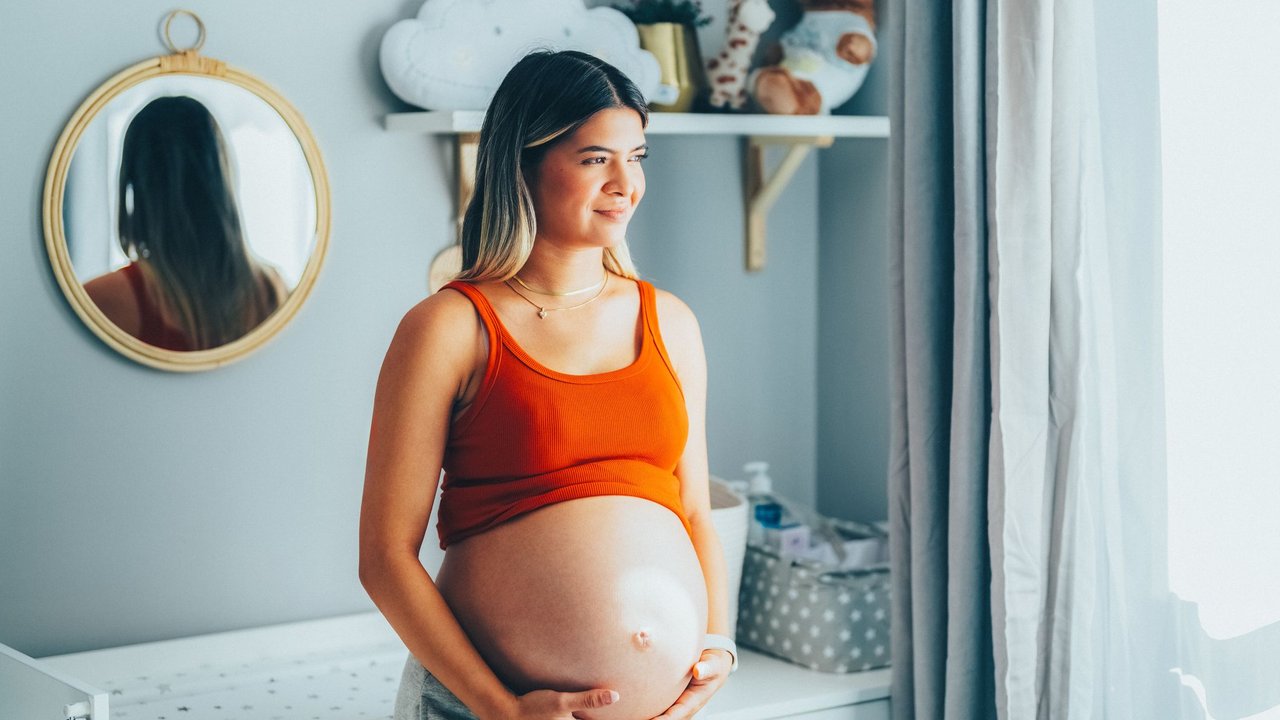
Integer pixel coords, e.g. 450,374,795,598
654,290,734,719
662,299,730,636
362,290,621,720
359,291,518,720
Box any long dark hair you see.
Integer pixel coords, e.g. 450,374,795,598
117,95,282,349
456,50,649,281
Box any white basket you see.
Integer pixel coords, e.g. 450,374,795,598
708,476,748,639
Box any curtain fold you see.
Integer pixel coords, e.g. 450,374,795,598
985,0,1168,717
887,0,995,718
891,0,1280,716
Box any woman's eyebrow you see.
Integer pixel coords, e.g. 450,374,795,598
575,143,649,154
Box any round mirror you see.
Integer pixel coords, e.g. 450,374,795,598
44,49,330,371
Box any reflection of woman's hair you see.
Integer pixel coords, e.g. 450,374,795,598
456,50,648,282
118,95,281,349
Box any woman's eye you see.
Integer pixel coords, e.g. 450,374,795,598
581,154,648,165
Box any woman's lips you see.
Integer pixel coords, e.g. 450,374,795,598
594,209,627,222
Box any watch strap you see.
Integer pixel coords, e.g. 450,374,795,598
703,633,739,672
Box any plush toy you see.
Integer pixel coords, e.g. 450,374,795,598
749,0,877,115
705,0,776,110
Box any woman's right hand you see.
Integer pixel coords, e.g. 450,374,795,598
506,687,620,719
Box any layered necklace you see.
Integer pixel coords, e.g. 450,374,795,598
505,272,609,319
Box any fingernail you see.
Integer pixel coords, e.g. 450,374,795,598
694,662,708,678
606,690,619,704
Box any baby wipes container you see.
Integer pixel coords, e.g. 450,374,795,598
708,475,748,639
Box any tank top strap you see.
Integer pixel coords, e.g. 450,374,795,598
636,279,683,393
439,280,503,362
438,280,505,433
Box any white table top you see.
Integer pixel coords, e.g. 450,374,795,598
42,612,889,720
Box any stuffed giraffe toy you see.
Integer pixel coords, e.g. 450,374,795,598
706,0,776,109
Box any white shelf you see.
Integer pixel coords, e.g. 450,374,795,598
385,110,890,139
703,649,890,719
384,109,889,271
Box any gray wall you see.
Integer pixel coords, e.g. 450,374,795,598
0,1,888,657
818,34,892,524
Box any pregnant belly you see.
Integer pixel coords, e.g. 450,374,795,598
436,495,708,720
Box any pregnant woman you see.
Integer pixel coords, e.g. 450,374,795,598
360,51,736,720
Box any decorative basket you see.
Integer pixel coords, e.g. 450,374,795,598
735,544,891,672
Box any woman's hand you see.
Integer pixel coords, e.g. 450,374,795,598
507,687,620,719
650,648,733,719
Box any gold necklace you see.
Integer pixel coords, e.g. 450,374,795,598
505,274,609,319
511,273,607,297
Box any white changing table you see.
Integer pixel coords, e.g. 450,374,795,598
11,612,889,719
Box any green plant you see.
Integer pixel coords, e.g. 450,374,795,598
616,0,713,27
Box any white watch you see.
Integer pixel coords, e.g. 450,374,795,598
703,633,740,673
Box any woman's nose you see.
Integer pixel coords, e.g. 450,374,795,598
604,162,633,196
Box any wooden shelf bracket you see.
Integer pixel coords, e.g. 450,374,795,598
745,135,834,272
454,132,479,234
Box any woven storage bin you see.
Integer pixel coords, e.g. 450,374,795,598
735,544,891,672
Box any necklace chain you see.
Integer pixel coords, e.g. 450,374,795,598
511,273,606,297
505,274,609,319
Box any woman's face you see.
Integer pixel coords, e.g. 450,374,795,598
527,107,647,251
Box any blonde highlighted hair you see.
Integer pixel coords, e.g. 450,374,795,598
455,50,649,282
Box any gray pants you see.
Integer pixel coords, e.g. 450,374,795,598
394,654,481,720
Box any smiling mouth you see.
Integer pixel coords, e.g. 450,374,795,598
594,209,627,221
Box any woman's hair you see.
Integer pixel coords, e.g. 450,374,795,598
456,50,649,282
118,95,283,350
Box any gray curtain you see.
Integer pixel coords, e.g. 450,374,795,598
886,0,995,718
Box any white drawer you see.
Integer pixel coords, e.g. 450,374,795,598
1,643,107,720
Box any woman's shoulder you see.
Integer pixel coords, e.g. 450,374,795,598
649,284,698,323
387,281,491,360
401,281,487,332
648,283,702,347
83,265,141,333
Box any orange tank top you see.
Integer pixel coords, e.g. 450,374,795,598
434,278,691,549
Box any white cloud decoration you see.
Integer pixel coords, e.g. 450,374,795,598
380,0,660,111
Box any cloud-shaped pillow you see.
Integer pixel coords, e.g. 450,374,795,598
380,0,660,111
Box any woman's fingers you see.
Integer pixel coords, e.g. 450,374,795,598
517,687,618,718
652,650,734,718
559,688,620,712
692,648,733,681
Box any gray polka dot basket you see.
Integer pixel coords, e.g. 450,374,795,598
735,543,891,673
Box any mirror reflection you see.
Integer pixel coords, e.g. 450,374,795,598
66,75,317,351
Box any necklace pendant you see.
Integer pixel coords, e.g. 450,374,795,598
537,308,547,319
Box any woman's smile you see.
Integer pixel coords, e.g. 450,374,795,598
594,207,629,222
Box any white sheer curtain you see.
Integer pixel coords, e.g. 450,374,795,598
985,0,1280,716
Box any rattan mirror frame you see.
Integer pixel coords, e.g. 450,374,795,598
43,35,331,372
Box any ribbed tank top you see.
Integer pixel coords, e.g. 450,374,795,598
435,278,692,550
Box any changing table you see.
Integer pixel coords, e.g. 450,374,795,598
8,612,889,719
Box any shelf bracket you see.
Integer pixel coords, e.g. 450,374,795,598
426,133,477,292
454,133,479,236
745,135,834,272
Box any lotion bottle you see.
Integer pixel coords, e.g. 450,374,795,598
744,461,778,547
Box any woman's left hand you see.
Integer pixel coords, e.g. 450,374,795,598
650,648,734,719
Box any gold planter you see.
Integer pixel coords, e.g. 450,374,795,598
636,22,705,113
